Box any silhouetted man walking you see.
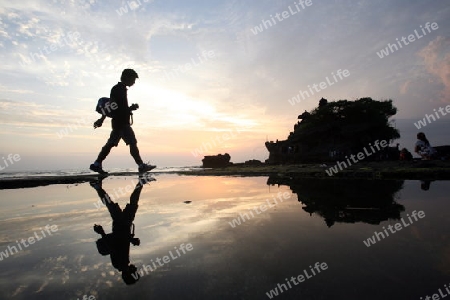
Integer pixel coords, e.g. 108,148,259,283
90,69,155,174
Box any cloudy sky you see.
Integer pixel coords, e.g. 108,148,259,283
0,0,449,171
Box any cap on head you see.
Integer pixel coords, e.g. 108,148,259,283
121,69,139,81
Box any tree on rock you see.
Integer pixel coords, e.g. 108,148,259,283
266,97,400,163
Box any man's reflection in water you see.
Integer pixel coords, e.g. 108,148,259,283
90,175,155,285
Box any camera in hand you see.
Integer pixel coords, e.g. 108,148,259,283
129,103,139,111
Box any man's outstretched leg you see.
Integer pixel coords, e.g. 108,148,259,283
123,126,155,173
90,130,121,174
129,143,156,173
90,142,114,174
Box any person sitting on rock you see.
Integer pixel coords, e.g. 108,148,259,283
414,132,437,160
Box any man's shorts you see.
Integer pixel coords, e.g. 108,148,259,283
107,202,138,224
107,125,137,147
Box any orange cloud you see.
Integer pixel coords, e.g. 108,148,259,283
418,36,450,102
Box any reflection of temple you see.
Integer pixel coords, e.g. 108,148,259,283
267,176,405,227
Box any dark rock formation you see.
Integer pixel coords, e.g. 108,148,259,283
202,153,231,168
244,159,263,166
266,97,400,164
435,145,450,159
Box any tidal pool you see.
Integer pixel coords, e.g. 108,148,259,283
0,175,448,300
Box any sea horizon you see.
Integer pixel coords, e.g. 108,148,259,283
0,166,204,179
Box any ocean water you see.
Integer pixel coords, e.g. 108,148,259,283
0,166,203,179
0,175,448,300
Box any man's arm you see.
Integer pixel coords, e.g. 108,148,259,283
94,115,107,129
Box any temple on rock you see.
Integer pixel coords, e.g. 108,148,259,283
265,97,401,164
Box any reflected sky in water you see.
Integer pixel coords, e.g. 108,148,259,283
0,175,449,300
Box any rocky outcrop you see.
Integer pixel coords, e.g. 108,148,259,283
202,153,232,168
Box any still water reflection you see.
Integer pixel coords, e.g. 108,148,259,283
0,175,448,300
268,177,406,227
90,176,154,285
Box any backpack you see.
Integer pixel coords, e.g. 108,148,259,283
96,97,117,118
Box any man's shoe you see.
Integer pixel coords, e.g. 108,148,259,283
90,164,108,175
137,173,156,187
89,180,102,190
138,163,156,173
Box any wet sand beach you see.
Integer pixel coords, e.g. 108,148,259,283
1,161,450,190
